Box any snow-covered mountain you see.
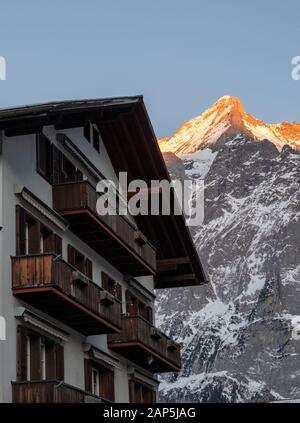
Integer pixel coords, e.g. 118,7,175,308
159,96,300,153
156,96,300,403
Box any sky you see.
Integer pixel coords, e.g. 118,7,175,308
0,0,300,137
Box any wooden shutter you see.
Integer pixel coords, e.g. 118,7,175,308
54,234,62,255
55,344,64,381
100,369,115,402
101,272,109,291
16,325,28,381
146,306,153,324
42,229,53,253
115,283,122,302
28,220,40,254
68,244,76,266
44,233,62,255
45,343,56,380
126,291,137,316
85,258,93,279
84,359,92,393
52,145,61,184
30,334,41,380
16,206,26,255
76,168,83,181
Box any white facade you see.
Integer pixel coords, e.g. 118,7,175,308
0,124,158,403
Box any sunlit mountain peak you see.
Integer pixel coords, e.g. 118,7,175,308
158,96,300,154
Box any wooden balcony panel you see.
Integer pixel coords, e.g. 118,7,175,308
11,381,108,403
108,316,181,373
11,254,121,335
52,181,156,276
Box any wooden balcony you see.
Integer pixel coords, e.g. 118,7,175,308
108,316,181,373
12,380,109,403
11,254,121,335
53,181,156,276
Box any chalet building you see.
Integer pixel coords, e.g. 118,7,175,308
0,96,207,403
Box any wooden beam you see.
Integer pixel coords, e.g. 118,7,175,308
156,273,195,283
127,187,162,200
157,257,190,271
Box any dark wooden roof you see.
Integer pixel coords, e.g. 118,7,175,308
0,96,208,288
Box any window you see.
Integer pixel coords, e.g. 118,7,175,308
37,134,85,184
92,368,100,396
93,126,100,152
25,221,29,255
41,342,46,380
84,122,91,143
26,335,31,381
68,244,93,278
129,380,156,403
36,133,53,182
17,326,64,382
101,272,122,302
125,290,153,323
84,359,115,402
16,206,62,256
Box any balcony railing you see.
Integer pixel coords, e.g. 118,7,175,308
53,181,156,276
11,254,121,335
12,380,109,403
108,315,181,373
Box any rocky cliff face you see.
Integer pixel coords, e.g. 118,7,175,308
156,97,300,403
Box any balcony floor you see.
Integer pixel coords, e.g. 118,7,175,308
60,209,154,276
13,286,120,336
108,341,181,373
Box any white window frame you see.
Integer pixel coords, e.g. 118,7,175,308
92,368,100,396
26,335,31,381
41,342,46,380
25,222,29,255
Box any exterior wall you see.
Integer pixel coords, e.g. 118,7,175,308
0,126,156,403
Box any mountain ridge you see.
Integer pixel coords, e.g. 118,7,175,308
158,96,300,154
156,99,300,403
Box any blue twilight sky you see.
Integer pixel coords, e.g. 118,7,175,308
0,0,300,137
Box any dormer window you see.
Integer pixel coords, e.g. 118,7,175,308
83,122,100,153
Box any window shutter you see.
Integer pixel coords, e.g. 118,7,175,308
67,244,76,267
16,325,28,381
76,168,83,181
28,220,40,254
146,306,153,324
36,133,46,175
42,230,53,253
84,359,92,393
16,206,26,255
30,334,41,380
55,344,64,381
101,272,109,291
100,369,115,402
115,283,122,302
126,291,137,316
54,234,62,256
52,144,61,184
85,258,93,279
46,343,56,380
